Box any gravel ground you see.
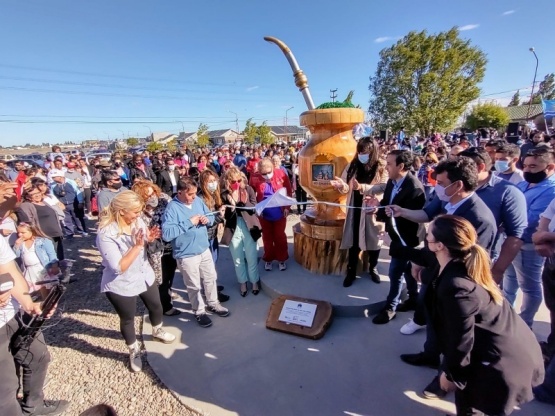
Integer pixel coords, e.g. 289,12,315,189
40,224,200,416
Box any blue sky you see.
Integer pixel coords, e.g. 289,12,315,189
0,0,552,145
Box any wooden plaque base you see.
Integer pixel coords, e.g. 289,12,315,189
266,295,333,340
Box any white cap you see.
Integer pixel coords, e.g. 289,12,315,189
49,169,65,178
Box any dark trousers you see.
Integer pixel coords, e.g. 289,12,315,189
209,238,219,264
2,315,51,414
61,208,84,236
105,283,163,345
52,236,64,260
83,188,92,213
386,256,418,310
542,264,555,349
159,253,178,313
295,187,307,213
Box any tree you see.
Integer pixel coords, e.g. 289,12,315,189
126,137,139,146
146,142,163,153
166,138,177,152
243,118,258,145
465,102,510,131
258,121,274,145
368,27,487,136
196,123,210,147
524,73,555,104
508,90,520,107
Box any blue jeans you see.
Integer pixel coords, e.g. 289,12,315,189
208,238,219,264
533,357,555,405
503,244,545,327
386,257,418,310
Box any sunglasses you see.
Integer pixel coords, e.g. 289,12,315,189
230,179,242,184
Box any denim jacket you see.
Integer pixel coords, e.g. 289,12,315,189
13,237,58,267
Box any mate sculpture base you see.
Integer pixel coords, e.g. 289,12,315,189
266,294,333,340
294,107,366,274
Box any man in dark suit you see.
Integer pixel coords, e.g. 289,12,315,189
157,158,180,197
388,157,498,398
371,150,426,324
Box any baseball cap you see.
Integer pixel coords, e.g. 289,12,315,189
50,169,65,178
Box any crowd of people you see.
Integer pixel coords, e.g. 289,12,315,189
1,129,555,415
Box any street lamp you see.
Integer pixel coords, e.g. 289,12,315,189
229,111,239,133
526,47,539,122
143,125,152,140
118,129,125,140
285,106,294,143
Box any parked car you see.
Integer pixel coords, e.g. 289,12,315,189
0,154,16,162
85,152,112,164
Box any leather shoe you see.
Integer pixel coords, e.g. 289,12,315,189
369,268,381,283
396,298,417,312
423,376,448,399
372,308,396,324
400,352,440,369
218,291,230,303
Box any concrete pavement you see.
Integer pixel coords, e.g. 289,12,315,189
143,217,554,416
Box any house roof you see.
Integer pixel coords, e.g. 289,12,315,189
268,125,307,135
506,104,543,121
178,132,196,139
208,129,238,138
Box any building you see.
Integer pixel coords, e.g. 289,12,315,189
177,132,197,144
268,126,309,143
208,129,241,146
151,132,178,143
506,104,543,125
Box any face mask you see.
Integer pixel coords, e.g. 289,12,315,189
263,172,274,180
110,182,123,190
524,170,547,184
67,169,74,173
434,182,455,202
231,182,241,191
168,165,176,171
494,161,510,173
358,154,370,164
198,162,206,170
146,195,159,208
207,182,218,193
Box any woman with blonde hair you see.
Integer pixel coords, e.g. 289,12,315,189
421,215,543,415
221,167,261,296
97,190,175,372
131,181,181,316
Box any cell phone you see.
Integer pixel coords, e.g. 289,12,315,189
0,273,14,293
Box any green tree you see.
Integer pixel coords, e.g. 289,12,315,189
196,123,210,147
524,73,555,104
258,121,274,145
146,142,163,153
243,118,258,145
166,138,178,152
368,27,487,136
508,90,520,107
126,137,139,146
465,102,510,131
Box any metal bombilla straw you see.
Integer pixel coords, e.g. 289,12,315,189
264,36,315,111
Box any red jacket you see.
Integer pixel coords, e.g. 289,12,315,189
249,168,293,204
15,171,27,201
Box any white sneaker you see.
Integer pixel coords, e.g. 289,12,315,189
129,345,142,372
278,262,287,271
152,326,176,344
265,262,273,271
400,319,426,335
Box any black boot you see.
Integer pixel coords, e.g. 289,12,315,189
367,249,381,283
343,264,357,287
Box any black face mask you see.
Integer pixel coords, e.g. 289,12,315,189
110,182,123,190
523,170,547,184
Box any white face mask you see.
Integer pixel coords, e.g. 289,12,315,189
168,165,176,171
207,182,218,193
358,154,370,164
263,172,274,180
434,182,455,202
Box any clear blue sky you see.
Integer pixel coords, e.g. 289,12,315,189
0,0,552,145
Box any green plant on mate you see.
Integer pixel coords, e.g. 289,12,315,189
316,90,358,109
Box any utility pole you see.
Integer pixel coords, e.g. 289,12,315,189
330,89,338,103
229,111,239,133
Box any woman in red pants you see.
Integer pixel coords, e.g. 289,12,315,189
249,158,293,271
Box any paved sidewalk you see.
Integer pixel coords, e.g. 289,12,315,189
143,219,554,416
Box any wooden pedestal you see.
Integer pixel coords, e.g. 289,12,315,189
293,222,370,275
